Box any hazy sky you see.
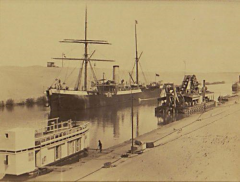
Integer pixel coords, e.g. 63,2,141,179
1,0,240,72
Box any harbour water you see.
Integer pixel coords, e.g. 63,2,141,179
0,82,234,150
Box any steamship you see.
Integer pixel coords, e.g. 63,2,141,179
46,10,161,112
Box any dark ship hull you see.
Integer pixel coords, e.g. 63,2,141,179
140,87,161,100
232,82,240,92
47,88,161,112
232,76,240,92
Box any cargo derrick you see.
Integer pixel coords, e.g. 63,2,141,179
156,75,215,123
155,83,178,115
180,75,199,95
156,75,203,116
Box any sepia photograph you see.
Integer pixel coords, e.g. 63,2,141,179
0,0,240,181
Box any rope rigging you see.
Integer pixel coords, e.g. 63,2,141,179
89,61,98,83
49,69,63,88
74,50,98,90
64,66,77,86
75,61,85,90
139,61,148,84
64,58,70,83
130,51,144,84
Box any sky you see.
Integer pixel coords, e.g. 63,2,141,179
0,0,240,73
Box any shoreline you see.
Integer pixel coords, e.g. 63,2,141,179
0,66,237,102
0,95,47,108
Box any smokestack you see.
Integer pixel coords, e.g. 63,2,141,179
202,80,205,102
113,65,119,83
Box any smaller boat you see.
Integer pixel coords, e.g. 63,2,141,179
0,118,89,176
218,94,238,103
205,81,225,85
155,75,216,119
232,76,240,92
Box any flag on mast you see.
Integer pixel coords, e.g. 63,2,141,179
156,74,160,77
135,20,138,24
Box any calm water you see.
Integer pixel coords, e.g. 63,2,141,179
0,83,234,149
0,100,159,149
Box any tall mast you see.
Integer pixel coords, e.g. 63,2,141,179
52,9,114,91
131,90,134,154
135,20,139,85
84,8,88,91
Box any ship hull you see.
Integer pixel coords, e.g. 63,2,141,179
140,87,161,100
47,88,161,112
232,83,240,91
155,101,216,116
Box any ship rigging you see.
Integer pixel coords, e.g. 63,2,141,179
46,10,162,112
52,8,114,91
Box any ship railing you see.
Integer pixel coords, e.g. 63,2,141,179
35,122,89,146
35,118,74,138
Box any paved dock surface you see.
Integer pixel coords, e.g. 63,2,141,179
30,98,240,181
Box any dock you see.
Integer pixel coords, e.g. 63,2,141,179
27,95,240,181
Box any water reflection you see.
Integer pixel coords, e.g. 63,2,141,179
5,106,14,112
136,111,139,137
49,100,157,148
49,99,156,121
0,98,174,149
0,105,49,130
0,83,234,150
156,112,184,125
0,107,4,112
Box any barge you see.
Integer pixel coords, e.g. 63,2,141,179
0,118,89,176
155,75,216,117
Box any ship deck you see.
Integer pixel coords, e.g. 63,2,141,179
35,119,89,147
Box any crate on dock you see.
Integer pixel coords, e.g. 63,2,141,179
103,162,112,168
146,142,154,148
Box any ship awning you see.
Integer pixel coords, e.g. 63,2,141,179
67,135,83,142
47,141,66,149
184,95,200,101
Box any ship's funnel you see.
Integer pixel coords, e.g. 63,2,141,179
113,65,119,83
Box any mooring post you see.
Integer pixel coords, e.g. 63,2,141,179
203,80,206,111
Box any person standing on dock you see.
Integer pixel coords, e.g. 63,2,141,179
98,140,102,153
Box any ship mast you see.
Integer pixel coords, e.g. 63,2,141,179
52,8,114,91
135,20,139,85
130,20,148,85
84,8,88,91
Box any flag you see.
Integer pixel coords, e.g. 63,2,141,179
156,74,160,77
62,53,66,58
135,20,138,24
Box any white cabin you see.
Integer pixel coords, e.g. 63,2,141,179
0,118,89,176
